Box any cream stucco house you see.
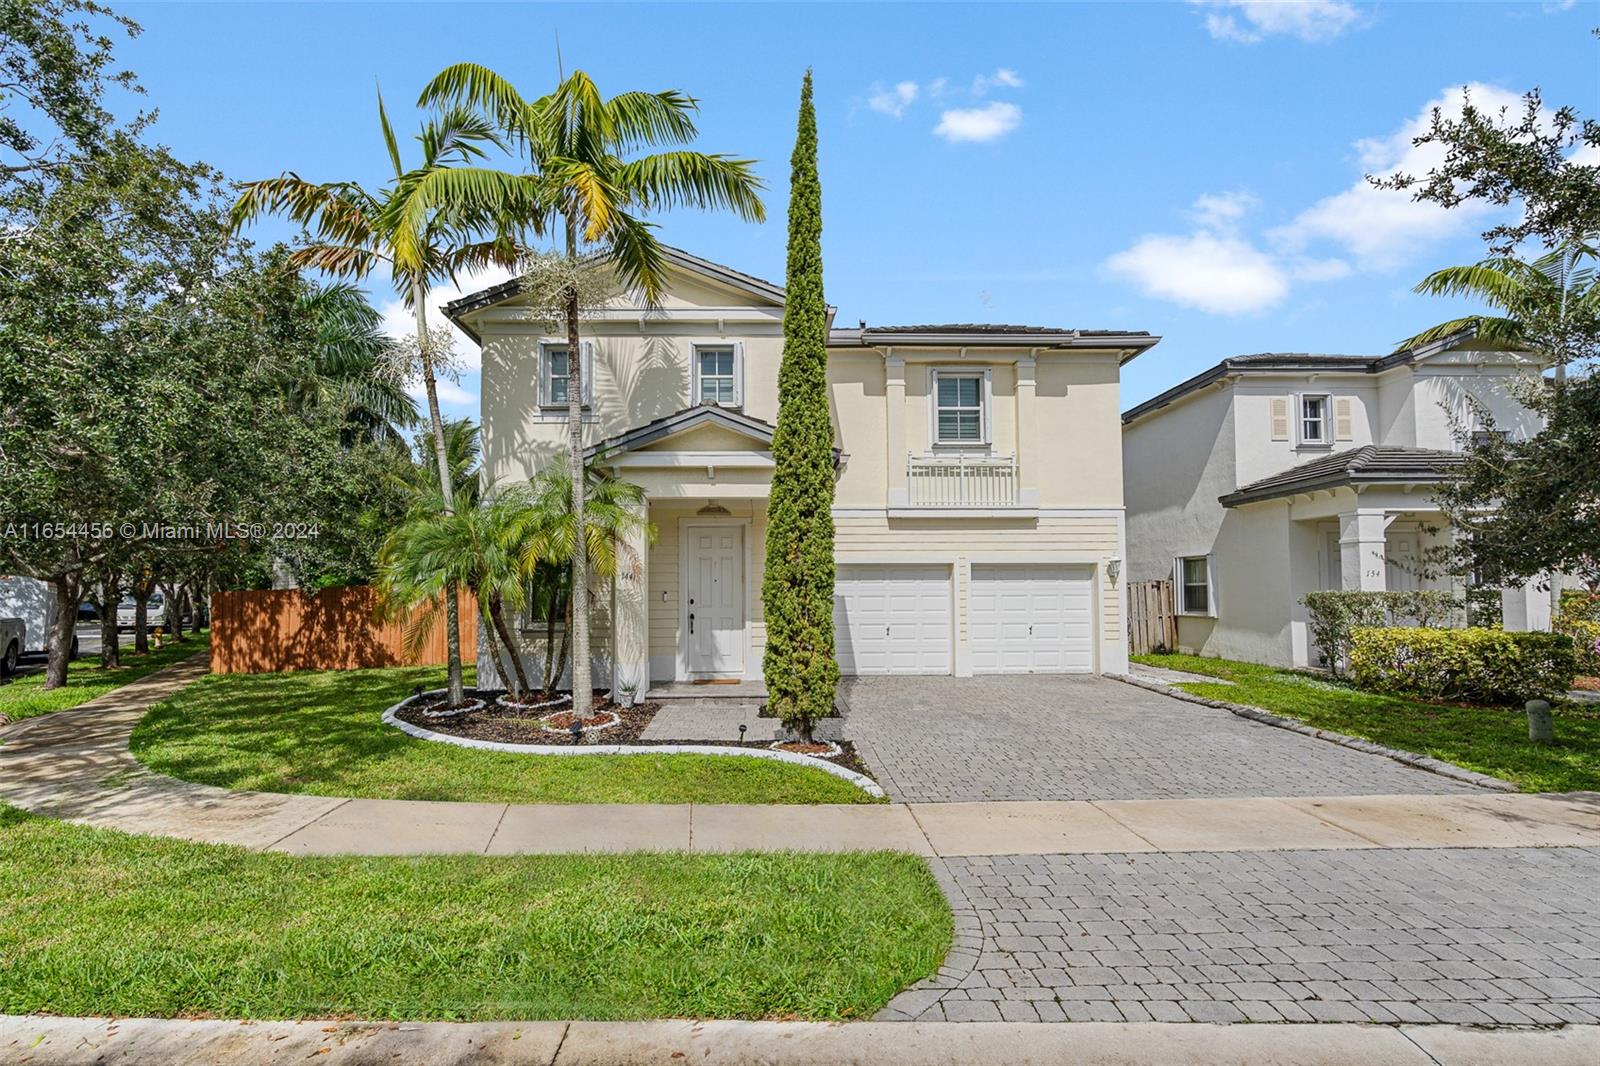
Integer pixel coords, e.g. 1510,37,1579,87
447,247,1158,692
1122,332,1553,669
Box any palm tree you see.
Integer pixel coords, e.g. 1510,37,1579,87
515,454,654,698
290,281,418,445
232,93,542,703
377,491,534,697
419,64,764,712
1404,235,1600,621
1401,237,1599,352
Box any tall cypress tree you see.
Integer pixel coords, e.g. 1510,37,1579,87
762,70,838,740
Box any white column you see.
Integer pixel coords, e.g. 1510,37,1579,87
1015,354,1040,508
613,502,651,701
885,352,908,506
1338,509,1390,591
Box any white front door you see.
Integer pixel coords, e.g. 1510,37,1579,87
969,565,1095,673
1386,531,1421,591
834,565,952,675
685,524,745,676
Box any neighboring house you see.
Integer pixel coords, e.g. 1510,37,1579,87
1122,332,1552,669
447,246,1158,691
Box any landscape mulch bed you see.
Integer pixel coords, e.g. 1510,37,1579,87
394,691,875,777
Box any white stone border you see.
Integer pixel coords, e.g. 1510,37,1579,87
768,739,843,759
383,691,886,799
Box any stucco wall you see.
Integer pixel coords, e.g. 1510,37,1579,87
1123,383,1234,585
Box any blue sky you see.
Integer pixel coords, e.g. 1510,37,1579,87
117,1,1597,417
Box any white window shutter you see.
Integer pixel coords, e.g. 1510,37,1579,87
581,341,595,407
733,341,745,407
982,367,993,445
1172,557,1184,612
1269,397,1290,441
1334,396,1354,441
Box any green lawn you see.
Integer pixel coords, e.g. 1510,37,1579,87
130,665,880,804
0,804,947,1020
1136,652,1600,794
0,631,210,723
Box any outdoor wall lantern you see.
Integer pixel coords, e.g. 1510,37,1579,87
1107,558,1122,584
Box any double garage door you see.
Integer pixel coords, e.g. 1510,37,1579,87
834,563,1094,675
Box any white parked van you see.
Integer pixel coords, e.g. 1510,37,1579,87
0,575,79,662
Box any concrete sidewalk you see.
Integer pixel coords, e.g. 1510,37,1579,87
5,1016,1600,1065
4,656,1600,857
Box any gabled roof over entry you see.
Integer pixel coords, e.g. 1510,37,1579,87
1219,445,1468,508
584,402,843,466
584,403,776,458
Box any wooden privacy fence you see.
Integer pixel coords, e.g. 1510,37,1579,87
211,586,478,674
1127,579,1178,656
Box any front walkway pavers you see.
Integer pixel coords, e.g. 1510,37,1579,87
840,675,1473,803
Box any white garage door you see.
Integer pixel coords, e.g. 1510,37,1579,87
970,565,1095,674
834,565,952,675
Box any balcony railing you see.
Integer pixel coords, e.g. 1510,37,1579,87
906,453,1019,507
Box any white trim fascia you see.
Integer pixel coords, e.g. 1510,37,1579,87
479,306,783,327
832,506,1126,518
838,551,1111,566
885,508,1039,520
610,451,774,469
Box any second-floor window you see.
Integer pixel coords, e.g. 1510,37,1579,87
541,342,593,409
1300,394,1329,445
693,344,741,406
934,372,985,444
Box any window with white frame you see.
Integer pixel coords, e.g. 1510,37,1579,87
934,372,985,444
1299,394,1329,444
693,344,740,406
1177,555,1213,615
541,343,592,409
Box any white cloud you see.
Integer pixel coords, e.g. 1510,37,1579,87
1270,82,1523,269
1194,0,1362,44
377,263,516,372
867,80,919,119
1106,230,1290,315
1189,190,1259,230
934,101,1022,143
972,68,1024,96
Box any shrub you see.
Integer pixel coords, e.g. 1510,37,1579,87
1556,590,1600,677
1302,590,1462,674
1348,626,1578,704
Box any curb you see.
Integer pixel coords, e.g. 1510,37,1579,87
873,856,984,1021
1113,672,1518,793
382,694,887,799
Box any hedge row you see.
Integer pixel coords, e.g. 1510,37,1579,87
1348,626,1578,704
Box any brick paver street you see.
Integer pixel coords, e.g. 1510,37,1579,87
841,675,1471,802
896,846,1600,1024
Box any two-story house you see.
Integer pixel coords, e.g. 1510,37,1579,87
1122,331,1551,669
446,246,1158,692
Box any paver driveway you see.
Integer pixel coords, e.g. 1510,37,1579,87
839,675,1471,803
910,846,1600,1024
